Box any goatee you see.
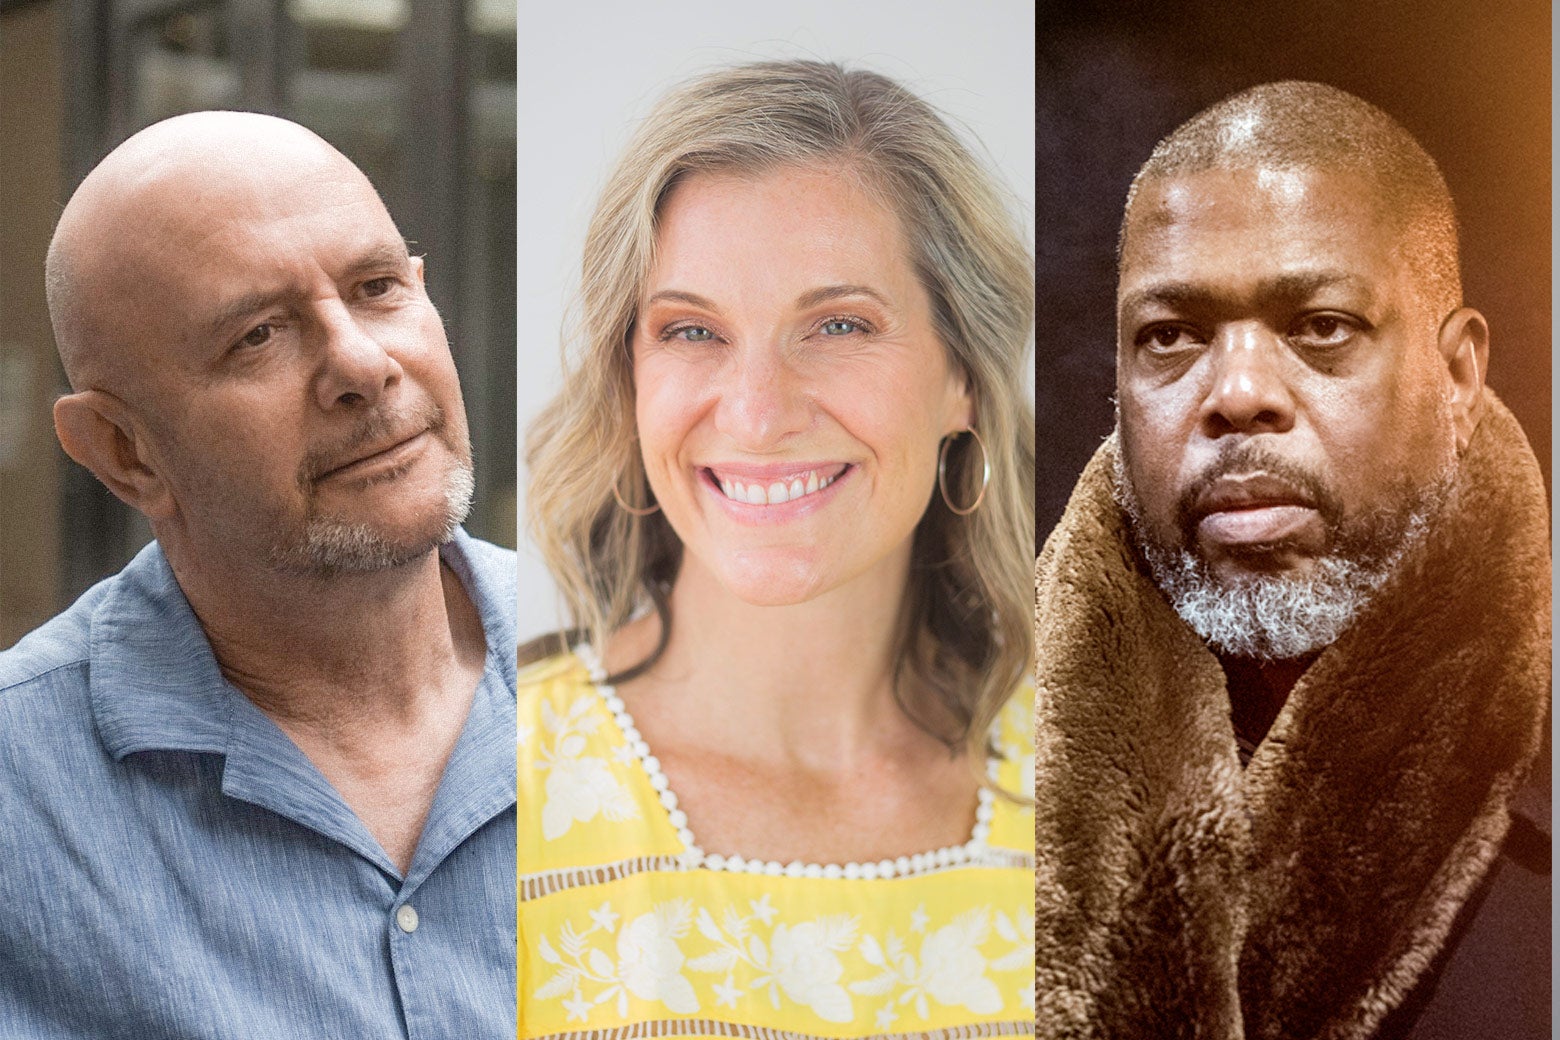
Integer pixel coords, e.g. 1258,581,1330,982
1114,439,1454,661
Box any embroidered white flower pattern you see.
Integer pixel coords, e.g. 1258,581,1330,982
534,900,700,1018
618,902,700,1012
991,908,1034,1010
851,908,1006,1020
536,695,638,840
686,903,861,1023
522,669,1036,1032
535,897,1027,1027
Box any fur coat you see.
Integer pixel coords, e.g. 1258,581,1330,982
1033,393,1550,1039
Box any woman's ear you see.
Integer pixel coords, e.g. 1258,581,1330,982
1437,307,1489,454
946,363,977,435
53,390,178,521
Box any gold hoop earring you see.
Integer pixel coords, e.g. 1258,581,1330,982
611,472,660,516
938,428,990,516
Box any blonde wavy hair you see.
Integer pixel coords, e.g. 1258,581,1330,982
526,60,1034,763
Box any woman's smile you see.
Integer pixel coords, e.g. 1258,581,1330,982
704,462,851,508
632,164,972,605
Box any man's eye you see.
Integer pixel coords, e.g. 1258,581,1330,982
1138,324,1199,351
362,277,395,297
668,325,715,342
238,323,273,349
1290,314,1354,346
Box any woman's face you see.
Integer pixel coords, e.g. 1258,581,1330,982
631,164,973,607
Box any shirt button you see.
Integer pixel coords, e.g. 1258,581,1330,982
396,904,420,933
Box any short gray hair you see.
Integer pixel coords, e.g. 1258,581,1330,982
1121,81,1461,317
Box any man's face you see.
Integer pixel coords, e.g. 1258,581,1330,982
1114,166,1458,657
117,149,472,576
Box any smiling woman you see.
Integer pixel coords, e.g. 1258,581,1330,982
518,61,1035,1038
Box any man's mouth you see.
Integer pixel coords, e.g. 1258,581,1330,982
1189,473,1324,551
705,464,850,506
1193,473,1315,513
314,429,431,482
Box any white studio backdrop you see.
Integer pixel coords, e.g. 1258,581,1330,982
515,0,1036,642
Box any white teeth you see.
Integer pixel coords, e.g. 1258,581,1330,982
715,468,840,505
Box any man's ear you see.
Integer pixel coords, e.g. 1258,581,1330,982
1438,307,1488,454
53,391,178,521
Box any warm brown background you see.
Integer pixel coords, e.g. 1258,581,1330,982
1036,0,1551,540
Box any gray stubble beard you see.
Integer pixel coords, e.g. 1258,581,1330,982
1112,444,1454,662
270,456,475,577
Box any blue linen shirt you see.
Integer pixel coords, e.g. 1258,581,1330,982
0,530,517,1039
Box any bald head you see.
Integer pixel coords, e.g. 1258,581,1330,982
46,111,386,393
1120,82,1461,318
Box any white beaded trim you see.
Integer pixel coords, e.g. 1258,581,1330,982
578,646,1002,880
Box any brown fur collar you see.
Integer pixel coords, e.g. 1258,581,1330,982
1034,393,1551,1039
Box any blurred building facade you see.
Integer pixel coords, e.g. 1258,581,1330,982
0,0,517,647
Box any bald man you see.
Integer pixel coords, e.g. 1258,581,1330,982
1035,84,1549,1038
0,113,516,1036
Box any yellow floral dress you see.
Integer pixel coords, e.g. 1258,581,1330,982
518,651,1035,1039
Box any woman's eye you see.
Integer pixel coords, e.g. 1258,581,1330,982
821,319,862,336
238,323,274,349
362,277,395,297
669,325,715,342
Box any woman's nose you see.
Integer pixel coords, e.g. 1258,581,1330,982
712,345,811,449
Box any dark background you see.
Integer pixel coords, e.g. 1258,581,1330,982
1036,0,1551,540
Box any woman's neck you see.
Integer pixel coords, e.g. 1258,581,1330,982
603,545,980,863
608,546,926,770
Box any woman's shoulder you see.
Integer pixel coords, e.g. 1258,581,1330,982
517,645,602,711
517,648,599,741
517,645,671,863
518,646,592,689
988,684,1035,849
994,683,1035,758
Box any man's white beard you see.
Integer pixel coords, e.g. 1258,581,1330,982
1134,508,1435,660
272,459,475,576
1114,448,1452,661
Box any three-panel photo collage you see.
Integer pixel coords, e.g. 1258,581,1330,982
0,1,1549,1037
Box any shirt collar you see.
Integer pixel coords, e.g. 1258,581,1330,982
90,529,516,761
90,541,235,759
442,527,517,693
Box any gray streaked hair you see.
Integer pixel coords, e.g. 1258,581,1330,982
525,59,1035,762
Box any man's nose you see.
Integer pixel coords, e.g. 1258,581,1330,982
712,345,811,449
313,303,402,410
1199,323,1296,436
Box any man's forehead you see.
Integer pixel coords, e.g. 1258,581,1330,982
114,181,400,300
1128,166,1393,237
84,173,405,360
1120,166,1404,293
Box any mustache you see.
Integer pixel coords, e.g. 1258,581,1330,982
1173,443,1344,542
297,399,447,486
